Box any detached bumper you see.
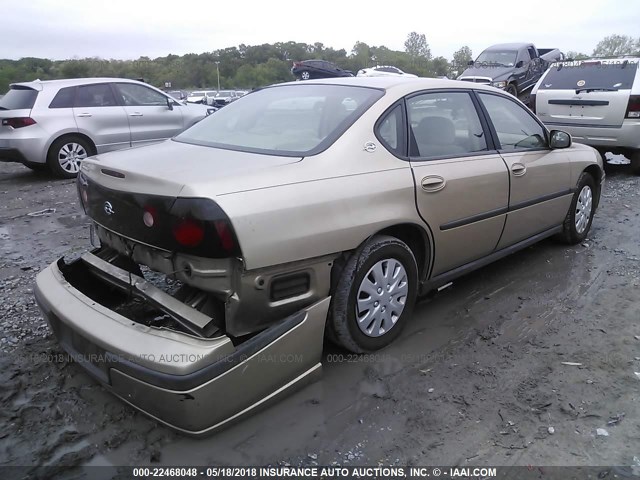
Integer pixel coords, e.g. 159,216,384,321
34,254,329,435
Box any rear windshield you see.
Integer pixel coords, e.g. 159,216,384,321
540,61,638,90
0,88,38,110
175,84,384,156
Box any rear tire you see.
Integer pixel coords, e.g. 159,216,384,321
47,135,94,179
300,71,311,80
328,235,418,353
559,172,596,244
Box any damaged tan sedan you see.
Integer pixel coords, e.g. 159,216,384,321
35,77,604,435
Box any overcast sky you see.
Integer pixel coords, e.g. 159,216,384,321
2,0,639,61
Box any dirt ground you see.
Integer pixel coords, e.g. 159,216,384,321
1,158,639,476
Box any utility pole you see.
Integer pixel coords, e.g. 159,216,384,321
215,61,220,91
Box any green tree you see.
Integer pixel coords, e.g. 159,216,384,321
566,51,590,60
451,46,472,76
592,34,639,57
404,32,431,69
430,56,450,77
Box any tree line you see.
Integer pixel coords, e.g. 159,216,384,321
1,33,638,94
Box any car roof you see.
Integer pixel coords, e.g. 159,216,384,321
484,43,531,51
277,76,503,94
10,77,151,91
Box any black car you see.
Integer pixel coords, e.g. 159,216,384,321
291,60,354,81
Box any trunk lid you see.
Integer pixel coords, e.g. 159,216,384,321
536,62,636,127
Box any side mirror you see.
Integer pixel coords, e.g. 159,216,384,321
515,60,524,68
467,60,474,66
167,97,174,111
549,130,571,149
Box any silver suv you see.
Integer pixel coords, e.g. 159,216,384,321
0,78,214,178
532,57,640,173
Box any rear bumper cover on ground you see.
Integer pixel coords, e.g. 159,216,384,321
34,254,330,435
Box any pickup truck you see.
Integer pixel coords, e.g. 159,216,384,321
458,43,564,97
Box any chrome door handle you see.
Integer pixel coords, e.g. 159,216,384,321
76,113,92,117
421,175,446,192
511,163,527,176
129,112,143,117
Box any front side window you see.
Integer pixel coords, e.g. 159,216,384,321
75,84,117,108
175,84,383,156
478,93,547,150
115,83,167,106
407,91,488,158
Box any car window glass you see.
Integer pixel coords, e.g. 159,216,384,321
527,48,537,60
49,87,76,108
175,84,383,156
540,61,637,90
75,84,117,108
478,93,547,150
407,91,488,158
116,83,167,106
376,104,403,155
0,88,38,110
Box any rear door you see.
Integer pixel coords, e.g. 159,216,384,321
72,83,131,153
476,91,571,248
536,62,636,127
113,82,184,147
407,90,510,276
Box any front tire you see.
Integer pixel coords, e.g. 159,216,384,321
47,135,93,178
559,172,596,244
300,71,311,80
329,235,418,353
505,84,518,96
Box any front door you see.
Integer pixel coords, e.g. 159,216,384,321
476,92,572,249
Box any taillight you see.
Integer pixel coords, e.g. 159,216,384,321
173,219,205,247
214,220,234,252
529,94,536,114
626,95,640,119
2,117,36,128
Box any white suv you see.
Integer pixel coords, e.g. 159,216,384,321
0,78,214,178
532,58,640,173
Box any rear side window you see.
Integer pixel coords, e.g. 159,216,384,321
0,88,38,110
407,91,488,158
540,62,638,90
49,87,76,108
75,84,117,107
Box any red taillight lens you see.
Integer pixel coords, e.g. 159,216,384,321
626,95,640,119
214,220,235,252
2,117,36,128
173,219,205,247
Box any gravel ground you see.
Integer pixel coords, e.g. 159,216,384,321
1,159,639,477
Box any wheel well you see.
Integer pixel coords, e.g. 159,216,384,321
329,224,432,295
583,164,602,208
378,223,431,282
47,133,97,159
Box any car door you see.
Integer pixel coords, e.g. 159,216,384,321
71,83,131,153
113,82,184,147
476,92,572,249
407,90,510,276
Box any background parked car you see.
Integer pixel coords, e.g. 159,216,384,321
166,90,188,101
204,90,219,106
0,78,213,178
532,57,640,173
186,91,207,104
357,66,418,77
458,43,564,97
212,90,239,107
291,60,354,80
